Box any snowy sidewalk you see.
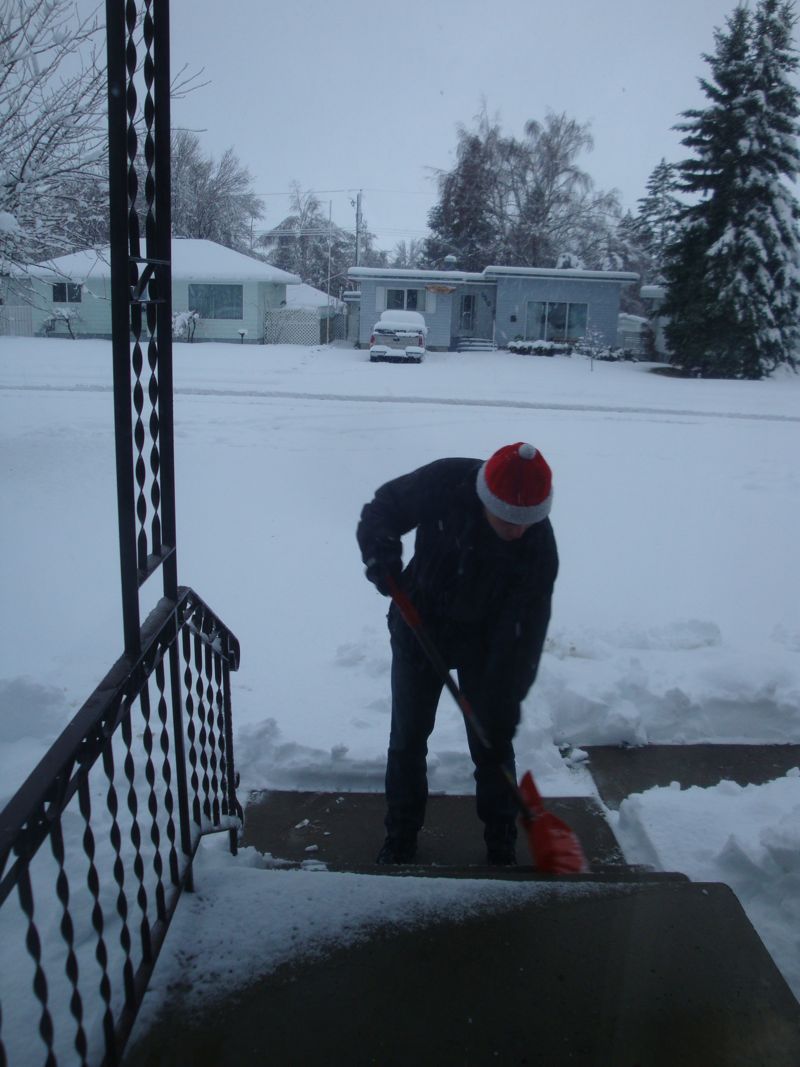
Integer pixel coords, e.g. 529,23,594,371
585,742,800,809
240,789,629,873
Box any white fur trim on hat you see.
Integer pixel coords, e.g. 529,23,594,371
477,469,553,524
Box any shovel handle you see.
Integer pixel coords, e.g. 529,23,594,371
387,576,490,747
386,575,534,820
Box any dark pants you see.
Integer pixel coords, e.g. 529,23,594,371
384,628,518,848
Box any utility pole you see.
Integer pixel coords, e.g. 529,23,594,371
355,190,362,266
326,201,332,345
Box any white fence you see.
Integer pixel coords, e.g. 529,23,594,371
0,305,34,337
619,330,648,357
264,308,346,346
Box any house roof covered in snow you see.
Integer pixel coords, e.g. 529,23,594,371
17,239,301,285
285,282,344,310
349,264,638,284
483,265,639,283
348,267,485,284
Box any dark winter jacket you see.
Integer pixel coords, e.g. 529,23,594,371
357,457,558,739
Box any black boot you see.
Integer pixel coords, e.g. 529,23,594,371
376,833,417,864
486,841,517,866
485,821,517,866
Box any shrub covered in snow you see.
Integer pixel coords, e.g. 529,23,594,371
507,340,571,357
172,309,199,341
41,308,79,339
574,339,630,363
572,323,632,363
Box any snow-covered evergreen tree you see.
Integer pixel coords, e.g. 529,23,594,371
609,212,652,313
663,0,800,378
633,160,682,280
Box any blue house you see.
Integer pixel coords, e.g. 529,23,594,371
348,265,638,351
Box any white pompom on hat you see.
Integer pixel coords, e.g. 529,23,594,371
476,442,553,525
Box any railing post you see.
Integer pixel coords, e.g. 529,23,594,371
152,0,179,605
106,0,141,656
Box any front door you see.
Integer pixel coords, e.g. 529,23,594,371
459,293,475,335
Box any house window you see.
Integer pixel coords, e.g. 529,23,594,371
525,301,588,342
52,283,82,303
386,287,423,311
460,294,475,331
188,283,243,319
566,302,587,338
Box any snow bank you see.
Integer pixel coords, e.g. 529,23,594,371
613,770,800,998
541,621,800,748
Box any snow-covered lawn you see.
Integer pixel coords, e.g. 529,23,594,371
1,337,799,1047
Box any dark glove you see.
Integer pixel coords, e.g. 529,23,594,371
364,555,402,597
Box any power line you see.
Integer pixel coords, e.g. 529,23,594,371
370,227,430,236
251,186,430,198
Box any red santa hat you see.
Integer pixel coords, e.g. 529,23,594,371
476,442,553,525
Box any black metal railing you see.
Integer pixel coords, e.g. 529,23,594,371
0,1,246,1063
106,0,180,655
0,588,241,1066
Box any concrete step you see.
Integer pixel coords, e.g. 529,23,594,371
456,338,497,352
584,743,800,809
126,876,800,1066
241,790,631,874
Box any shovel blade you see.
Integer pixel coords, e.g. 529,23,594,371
518,771,589,874
523,811,589,874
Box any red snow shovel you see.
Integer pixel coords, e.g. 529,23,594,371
386,576,588,874
518,770,588,874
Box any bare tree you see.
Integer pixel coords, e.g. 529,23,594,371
425,109,622,270
0,0,109,269
257,183,330,281
0,1,206,272
257,183,386,290
171,131,264,251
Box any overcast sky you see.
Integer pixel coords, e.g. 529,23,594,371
169,0,800,254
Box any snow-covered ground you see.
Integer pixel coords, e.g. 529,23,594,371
1,337,799,1052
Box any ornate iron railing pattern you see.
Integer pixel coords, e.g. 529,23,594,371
0,589,241,1066
107,0,178,654
0,6,245,1063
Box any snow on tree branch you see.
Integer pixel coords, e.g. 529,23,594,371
0,0,108,271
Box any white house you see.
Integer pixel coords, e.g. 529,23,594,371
2,239,301,343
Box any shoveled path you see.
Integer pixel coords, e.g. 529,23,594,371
240,789,627,872
584,742,800,809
